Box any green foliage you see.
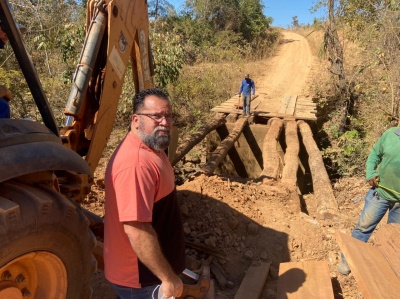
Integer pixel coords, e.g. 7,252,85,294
322,128,367,176
165,63,239,132
151,22,186,88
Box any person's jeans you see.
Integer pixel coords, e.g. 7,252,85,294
351,188,400,242
111,283,160,299
242,95,251,115
0,97,10,118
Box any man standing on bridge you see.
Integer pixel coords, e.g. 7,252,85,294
238,74,256,116
337,126,400,275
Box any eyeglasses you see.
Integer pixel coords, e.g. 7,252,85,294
136,113,175,122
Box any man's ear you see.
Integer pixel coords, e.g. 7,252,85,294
132,114,140,130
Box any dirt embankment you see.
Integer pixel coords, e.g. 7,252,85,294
87,30,365,299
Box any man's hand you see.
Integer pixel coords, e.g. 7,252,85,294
160,277,183,298
124,221,183,297
368,176,379,187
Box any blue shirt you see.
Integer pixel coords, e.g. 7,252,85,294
239,79,255,96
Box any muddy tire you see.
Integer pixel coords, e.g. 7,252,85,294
0,181,96,299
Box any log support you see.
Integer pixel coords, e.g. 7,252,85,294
260,118,283,181
172,114,226,166
297,120,338,218
201,117,248,175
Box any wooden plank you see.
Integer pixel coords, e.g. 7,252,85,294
374,223,400,280
335,231,400,299
276,261,334,299
286,95,298,116
279,95,292,114
234,262,271,299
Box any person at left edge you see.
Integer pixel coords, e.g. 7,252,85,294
0,23,26,118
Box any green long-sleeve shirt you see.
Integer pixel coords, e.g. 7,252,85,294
366,127,400,201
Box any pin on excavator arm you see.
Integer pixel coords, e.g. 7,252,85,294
61,0,154,176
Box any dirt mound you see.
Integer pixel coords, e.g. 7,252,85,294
176,174,366,298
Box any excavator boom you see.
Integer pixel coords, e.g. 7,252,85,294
62,0,154,174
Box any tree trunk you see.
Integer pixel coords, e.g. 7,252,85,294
281,120,299,187
260,118,283,181
298,120,339,218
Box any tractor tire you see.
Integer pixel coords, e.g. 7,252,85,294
0,180,96,299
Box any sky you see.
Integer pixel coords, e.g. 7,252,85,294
167,0,326,28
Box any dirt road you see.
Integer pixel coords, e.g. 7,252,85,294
248,31,315,113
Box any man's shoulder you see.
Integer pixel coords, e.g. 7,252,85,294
382,127,400,138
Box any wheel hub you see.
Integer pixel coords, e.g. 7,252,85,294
0,251,67,298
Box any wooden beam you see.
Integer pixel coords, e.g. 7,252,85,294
277,261,334,299
234,262,271,299
281,120,299,187
297,120,338,218
335,230,400,299
171,114,226,166
260,118,283,180
201,117,248,175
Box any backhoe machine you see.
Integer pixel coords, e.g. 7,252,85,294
0,0,154,297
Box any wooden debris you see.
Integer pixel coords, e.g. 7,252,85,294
211,263,227,289
297,120,339,218
234,262,271,299
185,241,226,260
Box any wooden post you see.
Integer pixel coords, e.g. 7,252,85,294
297,120,338,218
260,118,283,181
281,120,299,186
171,114,226,166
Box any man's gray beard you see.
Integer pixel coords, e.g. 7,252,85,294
138,124,170,151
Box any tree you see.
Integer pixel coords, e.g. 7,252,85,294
292,16,299,27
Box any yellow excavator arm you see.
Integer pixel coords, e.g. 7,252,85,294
61,0,154,174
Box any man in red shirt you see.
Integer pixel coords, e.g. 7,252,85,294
104,88,185,299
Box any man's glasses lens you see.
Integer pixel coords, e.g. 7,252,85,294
137,113,175,122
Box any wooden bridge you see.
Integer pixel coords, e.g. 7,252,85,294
171,95,338,219
211,95,317,121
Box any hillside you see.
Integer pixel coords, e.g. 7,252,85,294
86,31,367,299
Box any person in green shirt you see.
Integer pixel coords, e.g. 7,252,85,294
337,127,400,275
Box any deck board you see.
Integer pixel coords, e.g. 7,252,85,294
335,230,400,299
276,261,334,299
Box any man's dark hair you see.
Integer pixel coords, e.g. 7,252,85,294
133,88,169,113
